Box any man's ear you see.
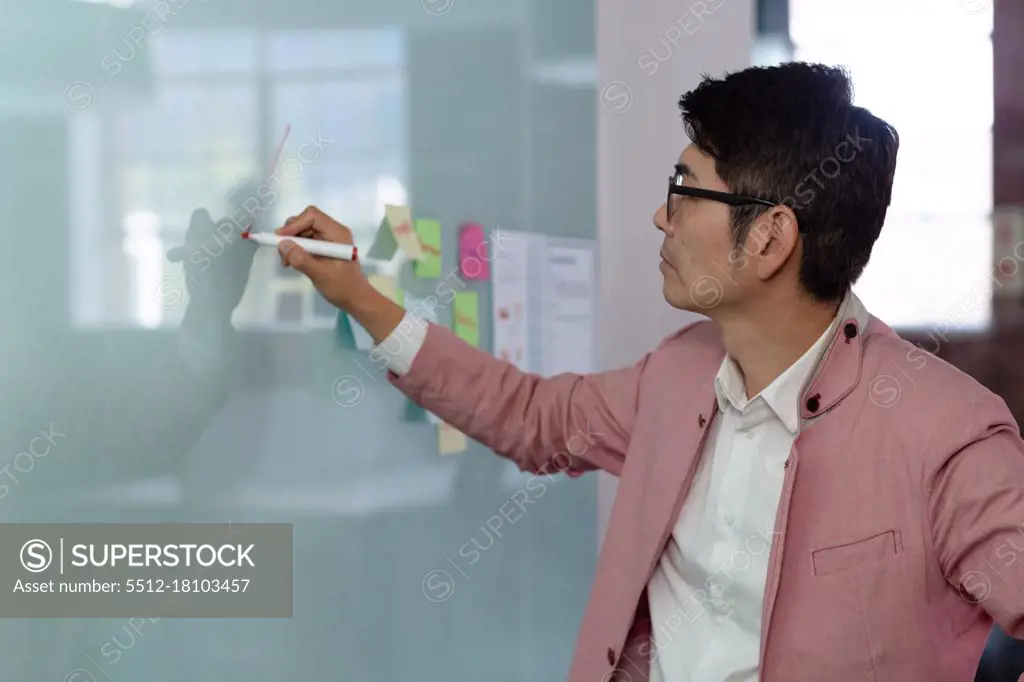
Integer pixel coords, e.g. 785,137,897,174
752,207,800,281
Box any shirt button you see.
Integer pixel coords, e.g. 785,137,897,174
724,513,736,526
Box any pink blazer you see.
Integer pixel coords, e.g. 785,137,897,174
390,293,1024,681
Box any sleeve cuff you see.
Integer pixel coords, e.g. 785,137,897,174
373,312,428,376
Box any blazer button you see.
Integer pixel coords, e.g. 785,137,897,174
805,394,820,413
607,647,616,665
843,322,858,339
698,414,706,428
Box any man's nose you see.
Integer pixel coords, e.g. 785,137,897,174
653,203,672,236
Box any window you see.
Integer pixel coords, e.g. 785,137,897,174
71,28,407,329
789,0,993,330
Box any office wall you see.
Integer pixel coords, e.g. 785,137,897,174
595,0,755,540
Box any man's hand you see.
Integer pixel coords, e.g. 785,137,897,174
274,205,367,310
276,205,405,343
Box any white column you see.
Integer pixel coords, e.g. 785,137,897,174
595,0,755,543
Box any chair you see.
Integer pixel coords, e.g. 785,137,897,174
975,626,1024,682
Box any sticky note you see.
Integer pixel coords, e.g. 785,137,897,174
368,274,400,303
458,223,491,280
347,314,375,351
341,275,400,351
403,293,439,325
414,219,442,278
367,205,424,261
453,291,480,347
404,400,426,421
334,311,358,349
438,422,468,455
405,401,444,424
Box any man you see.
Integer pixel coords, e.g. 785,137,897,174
274,63,1024,681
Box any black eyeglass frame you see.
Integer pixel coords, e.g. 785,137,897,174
667,166,806,232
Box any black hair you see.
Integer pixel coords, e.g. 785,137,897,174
678,62,899,302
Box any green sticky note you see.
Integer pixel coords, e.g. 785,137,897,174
453,291,480,347
346,313,375,351
334,310,357,349
414,219,442,278
366,216,398,260
404,399,427,421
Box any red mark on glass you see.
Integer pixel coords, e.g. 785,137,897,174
243,124,292,233
266,124,292,179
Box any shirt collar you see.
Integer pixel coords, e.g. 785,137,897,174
713,299,843,434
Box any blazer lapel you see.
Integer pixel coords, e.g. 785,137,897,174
758,290,872,670
759,439,801,670
639,377,720,581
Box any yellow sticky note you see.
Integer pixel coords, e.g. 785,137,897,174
367,205,424,261
367,274,400,303
348,275,398,350
438,422,467,455
414,219,442,278
453,291,480,347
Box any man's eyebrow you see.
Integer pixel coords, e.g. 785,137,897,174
675,163,699,184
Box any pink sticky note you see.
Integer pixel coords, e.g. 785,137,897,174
458,223,491,280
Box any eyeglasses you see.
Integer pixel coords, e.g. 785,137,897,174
667,165,803,231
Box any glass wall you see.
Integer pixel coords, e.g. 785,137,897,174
0,0,596,680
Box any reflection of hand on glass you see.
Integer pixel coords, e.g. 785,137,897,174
0,204,259,504
167,190,260,377
169,207,258,326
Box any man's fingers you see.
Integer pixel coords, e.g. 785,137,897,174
275,206,318,236
278,240,325,280
275,205,352,244
283,215,315,238
308,216,352,244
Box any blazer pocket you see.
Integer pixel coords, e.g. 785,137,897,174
812,530,901,577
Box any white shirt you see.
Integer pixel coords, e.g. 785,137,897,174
371,313,430,376
373,312,836,682
647,319,836,682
